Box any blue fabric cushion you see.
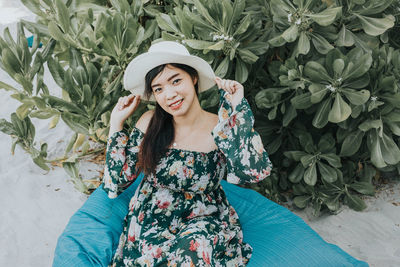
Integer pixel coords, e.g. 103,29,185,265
53,174,368,267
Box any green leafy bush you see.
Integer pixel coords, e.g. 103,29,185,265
0,0,399,215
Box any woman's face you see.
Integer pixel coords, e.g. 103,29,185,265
151,64,198,115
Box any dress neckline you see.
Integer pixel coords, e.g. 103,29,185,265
167,147,219,155
134,126,220,156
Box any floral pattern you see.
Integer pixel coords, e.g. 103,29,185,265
103,88,272,266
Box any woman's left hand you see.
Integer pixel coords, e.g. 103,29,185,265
215,77,244,110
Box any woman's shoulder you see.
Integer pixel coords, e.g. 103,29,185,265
207,111,219,130
135,110,155,134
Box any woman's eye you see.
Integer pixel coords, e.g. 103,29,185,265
173,79,181,84
154,87,161,93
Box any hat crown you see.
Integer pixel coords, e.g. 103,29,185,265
148,41,190,56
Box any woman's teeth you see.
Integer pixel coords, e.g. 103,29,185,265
171,99,183,107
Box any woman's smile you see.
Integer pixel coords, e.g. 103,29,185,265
169,98,184,110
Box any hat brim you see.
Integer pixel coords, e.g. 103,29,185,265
123,51,216,102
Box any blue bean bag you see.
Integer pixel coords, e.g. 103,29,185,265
53,173,368,267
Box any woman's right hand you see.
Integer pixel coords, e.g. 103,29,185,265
109,94,141,136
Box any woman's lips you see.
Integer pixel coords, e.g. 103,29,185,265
170,99,183,109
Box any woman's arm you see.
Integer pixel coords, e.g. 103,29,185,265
103,94,142,198
212,78,273,184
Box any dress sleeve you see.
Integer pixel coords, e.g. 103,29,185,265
211,88,273,184
102,126,144,199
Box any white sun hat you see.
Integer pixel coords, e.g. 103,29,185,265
123,41,216,102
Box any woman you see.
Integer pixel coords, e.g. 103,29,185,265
103,41,272,266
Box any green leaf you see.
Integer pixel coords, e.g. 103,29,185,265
358,120,382,132
289,163,305,183
268,106,277,120
307,7,342,26
48,114,60,129
343,53,372,80
2,48,21,75
304,162,317,186
192,0,216,27
293,195,311,209
282,25,299,43
290,92,312,109
82,85,92,108
380,132,400,165
336,25,354,47
221,0,233,27
318,134,335,153
0,119,16,135
110,0,130,13
345,191,367,211
340,130,364,156
207,40,225,51
354,14,395,36
16,103,34,120
309,83,328,103
317,161,337,183
297,32,310,55
235,59,248,83
232,0,245,24
311,33,334,54
48,21,66,42
156,13,179,33
387,122,400,136
33,156,50,171
282,104,297,127
268,35,286,47
30,110,57,119
370,130,387,168
234,14,251,36
238,49,258,64
341,88,370,105
342,73,370,89
328,94,351,123
55,0,70,32
320,153,342,168
11,112,26,137
61,112,90,135
304,61,332,83
47,57,65,88
312,98,331,128
333,59,345,76
215,56,229,77
284,151,308,161
65,133,78,156
300,154,314,167
63,162,79,178
185,39,215,50
349,182,375,196
183,9,215,31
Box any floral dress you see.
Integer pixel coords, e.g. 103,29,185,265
103,88,273,267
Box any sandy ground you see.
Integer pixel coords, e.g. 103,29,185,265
0,1,399,266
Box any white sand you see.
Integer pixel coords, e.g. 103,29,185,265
0,1,399,266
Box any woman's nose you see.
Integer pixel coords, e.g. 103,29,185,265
165,86,178,99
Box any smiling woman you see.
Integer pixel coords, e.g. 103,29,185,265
100,41,273,266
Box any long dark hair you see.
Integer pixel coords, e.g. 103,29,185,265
136,63,199,176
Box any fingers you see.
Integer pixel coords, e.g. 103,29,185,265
215,77,239,94
118,94,138,110
128,95,140,112
215,77,222,89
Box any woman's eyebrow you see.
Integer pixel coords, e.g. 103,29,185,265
151,73,180,88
